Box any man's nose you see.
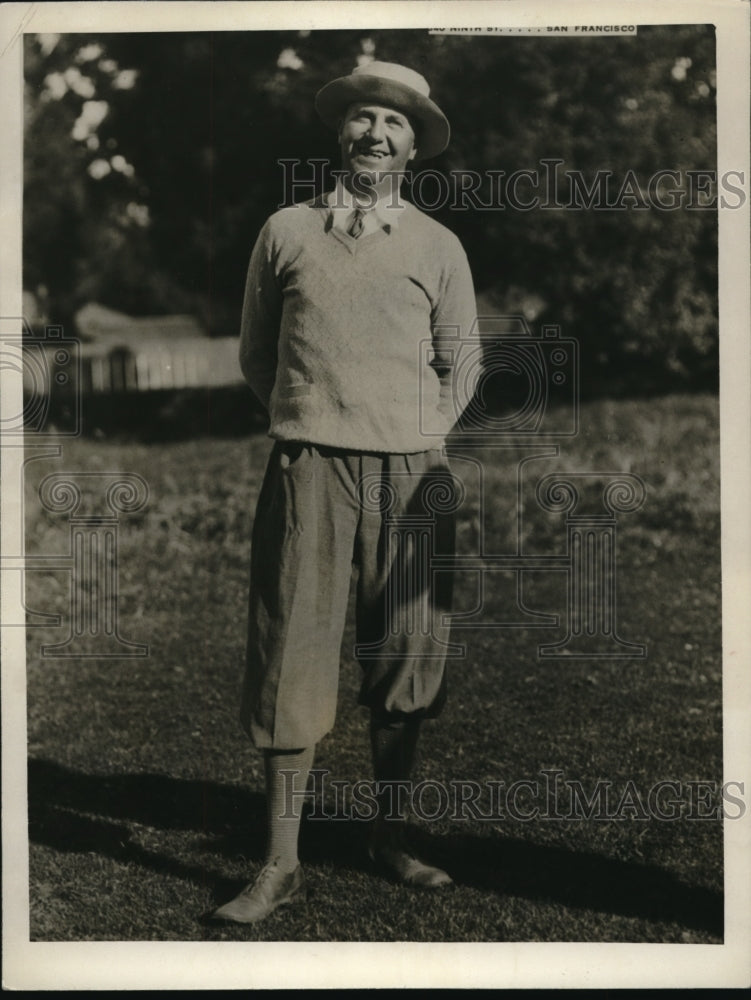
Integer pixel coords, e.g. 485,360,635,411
366,116,387,143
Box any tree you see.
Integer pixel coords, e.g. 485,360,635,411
24,26,719,394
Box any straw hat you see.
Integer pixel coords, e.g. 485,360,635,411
315,61,450,160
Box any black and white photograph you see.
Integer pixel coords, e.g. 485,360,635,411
2,0,749,990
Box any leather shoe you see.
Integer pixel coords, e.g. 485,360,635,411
368,834,452,889
210,860,306,924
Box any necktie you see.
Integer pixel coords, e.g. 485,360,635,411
347,208,365,239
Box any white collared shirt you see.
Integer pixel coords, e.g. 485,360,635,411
327,178,407,237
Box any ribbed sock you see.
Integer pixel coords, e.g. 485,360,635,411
369,715,421,843
263,746,315,873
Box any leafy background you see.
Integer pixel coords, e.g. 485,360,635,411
24,26,718,397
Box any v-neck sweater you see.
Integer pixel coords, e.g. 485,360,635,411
239,194,478,453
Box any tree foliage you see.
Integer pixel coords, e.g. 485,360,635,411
24,26,718,394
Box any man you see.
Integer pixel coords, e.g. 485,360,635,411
212,61,477,924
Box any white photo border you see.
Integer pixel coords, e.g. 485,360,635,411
2,0,749,990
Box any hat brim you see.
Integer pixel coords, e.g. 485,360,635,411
315,75,450,160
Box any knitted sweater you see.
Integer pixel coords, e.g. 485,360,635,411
239,194,477,453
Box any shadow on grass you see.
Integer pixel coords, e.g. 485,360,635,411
412,826,723,939
28,758,722,938
27,758,271,909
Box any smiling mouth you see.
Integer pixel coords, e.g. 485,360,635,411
354,148,389,159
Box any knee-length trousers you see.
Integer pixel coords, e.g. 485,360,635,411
240,441,457,748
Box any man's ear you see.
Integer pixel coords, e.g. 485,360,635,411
408,144,418,162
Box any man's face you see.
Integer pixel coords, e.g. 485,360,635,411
338,102,418,190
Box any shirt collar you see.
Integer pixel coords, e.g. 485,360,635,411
327,177,406,232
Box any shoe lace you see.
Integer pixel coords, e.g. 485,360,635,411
238,859,281,897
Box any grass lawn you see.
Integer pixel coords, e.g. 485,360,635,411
23,393,723,942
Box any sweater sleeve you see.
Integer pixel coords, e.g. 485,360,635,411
430,240,478,428
238,219,282,410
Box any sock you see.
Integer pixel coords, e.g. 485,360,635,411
263,746,315,873
369,715,421,844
